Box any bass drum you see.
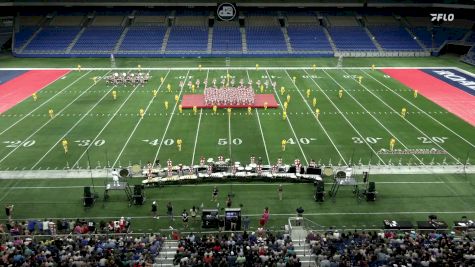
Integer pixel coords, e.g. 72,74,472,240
335,170,346,178
119,168,129,177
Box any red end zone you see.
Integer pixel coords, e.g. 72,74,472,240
181,94,279,109
382,69,475,127
0,70,70,114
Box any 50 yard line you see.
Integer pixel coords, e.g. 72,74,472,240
190,68,209,165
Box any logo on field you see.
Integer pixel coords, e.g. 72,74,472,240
217,3,236,21
433,70,475,91
430,13,454,22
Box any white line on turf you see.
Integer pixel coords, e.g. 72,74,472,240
72,71,150,169
339,69,462,164
0,70,92,137
30,83,119,169
265,70,309,165
0,70,112,166
153,70,191,164
303,69,386,165
362,69,475,149
320,69,424,165
245,70,270,165
112,70,171,167
191,69,209,165
228,103,232,159
283,70,346,165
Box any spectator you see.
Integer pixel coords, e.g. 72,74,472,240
167,201,174,221
152,201,158,219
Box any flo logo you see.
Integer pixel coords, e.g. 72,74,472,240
430,13,454,22
217,3,237,21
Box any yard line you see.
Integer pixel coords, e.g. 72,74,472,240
245,70,270,165
320,69,424,165
340,69,462,164
152,70,191,164
0,70,112,165
362,69,475,149
265,70,309,165
72,71,149,169
191,69,209,165
303,69,386,165
228,106,232,159
112,70,171,167
284,70,346,165
0,70,92,137
30,84,119,169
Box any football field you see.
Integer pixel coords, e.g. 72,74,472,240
0,66,474,171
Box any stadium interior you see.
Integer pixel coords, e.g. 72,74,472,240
0,0,474,266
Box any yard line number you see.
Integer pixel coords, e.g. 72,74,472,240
352,137,382,144
287,137,316,145
417,136,448,144
3,140,36,148
74,139,105,147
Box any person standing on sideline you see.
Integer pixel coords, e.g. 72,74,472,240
181,209,189,229
212,186,219,202
5,204,13,221
262,207,270,226
190,206,198,222
277,184,283,200
167,202,174,221
151,201,158,219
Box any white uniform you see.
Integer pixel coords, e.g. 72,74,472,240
112,169,120,186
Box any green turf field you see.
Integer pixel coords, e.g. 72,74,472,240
0,55,474,232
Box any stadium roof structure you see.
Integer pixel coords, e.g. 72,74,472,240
0,0,473,8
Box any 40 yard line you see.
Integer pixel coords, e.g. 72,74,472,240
0,70,92,137
153,70,191,164
0,70,112,166
112,70,171,167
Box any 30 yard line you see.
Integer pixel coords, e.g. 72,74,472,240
0,70,112,166
362,69,475,149
340,69,462,164
320,69,424,165
153,70,191,165
72,71,150,169
0,70,92,137
191,69,209,165
112,70,171,167
265,70,309,165
284,69,346,165
31,83,119,169
303,69,386,165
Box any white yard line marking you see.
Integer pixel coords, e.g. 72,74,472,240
245,70,270,165
153,70,191,164
284,70,346,165
362,69,475,149
265,70,308,165
112,70,171,167
0,70,92,136
0,71,112,165
321,69,424,165
31,84,119,169
191,69,209,165
304,69,386,165
72,71,149,168
228,104,232,159
340,69,462,164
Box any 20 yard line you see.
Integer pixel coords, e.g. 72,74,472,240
303,69,386,165
284,69,346,165
153,70,191,164
362,69,475,149
0,70,112,165
245,70,270,165
191,69,210,165
112,70,171,167
0,70,92,137
72,71,150,168
340,69,462,164
265,70,309,165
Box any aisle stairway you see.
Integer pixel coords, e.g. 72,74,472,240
155,240,178,266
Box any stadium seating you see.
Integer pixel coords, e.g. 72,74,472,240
14,26,37,49
166,26,208,52
412,27,469,49
246,26,287,52
119,26,167,53
212,23,242,53
24,26,80,52
368,26,423,51
328,26,377,51
287,25,332,52
71,26,122,53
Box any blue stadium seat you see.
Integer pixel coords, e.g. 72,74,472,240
72,26,122,53
166,26,208,52
119,26,167,52
368,26,422,51
14,26,37,49
328,26,377,51
246,26,287,52
287,26,332,52
212,25,242,52
25,27,81,52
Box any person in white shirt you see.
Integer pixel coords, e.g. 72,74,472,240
112,169,119,186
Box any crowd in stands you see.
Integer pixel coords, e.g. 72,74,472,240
0,219,164,266
174,230,301,267
307,229,475,267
